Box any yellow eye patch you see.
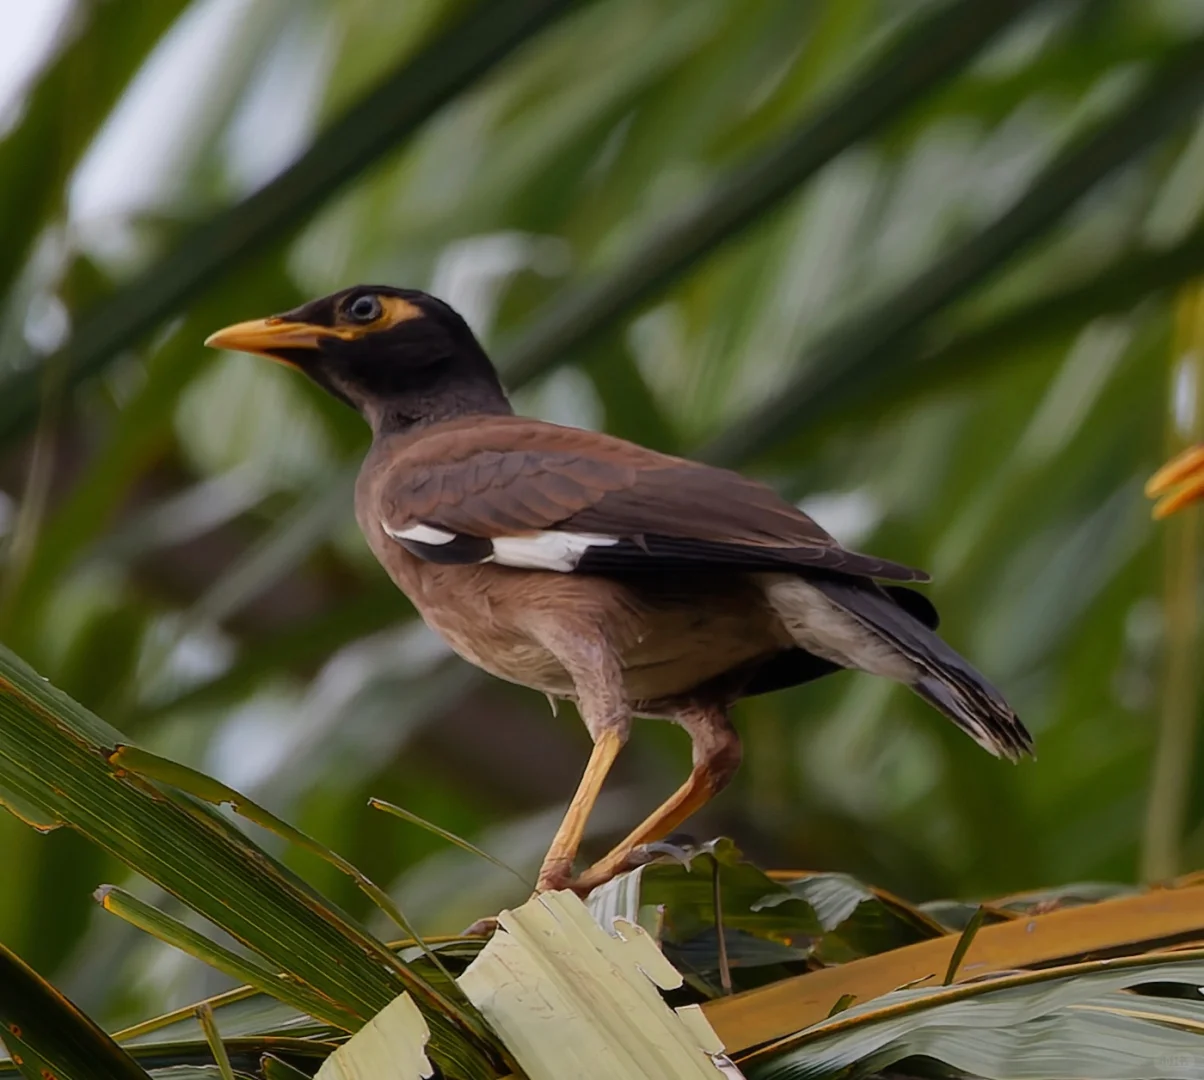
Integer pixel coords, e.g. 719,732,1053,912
379,295,424,328
332,295,424,337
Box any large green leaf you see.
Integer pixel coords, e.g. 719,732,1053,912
94,885,356,1033
0,643,499,1078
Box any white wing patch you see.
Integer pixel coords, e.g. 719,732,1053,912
492,531,618,572
384,522,457,545
381,521,619,572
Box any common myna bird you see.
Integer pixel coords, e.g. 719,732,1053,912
1147,444,1204,518
206,286,1031,893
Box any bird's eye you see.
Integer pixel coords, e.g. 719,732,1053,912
347,295,382,323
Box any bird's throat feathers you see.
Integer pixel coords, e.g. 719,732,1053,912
315,341,514,437
364,378,514,437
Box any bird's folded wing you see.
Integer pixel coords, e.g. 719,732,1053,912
376,420,928,583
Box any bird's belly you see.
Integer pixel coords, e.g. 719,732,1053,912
428,590,782,701
380,551,786,703
429,613,781,704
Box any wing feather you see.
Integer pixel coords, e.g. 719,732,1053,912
375,418,928,583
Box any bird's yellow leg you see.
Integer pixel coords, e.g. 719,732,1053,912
573,702,741,893
571,769,716,892
536,728,625,892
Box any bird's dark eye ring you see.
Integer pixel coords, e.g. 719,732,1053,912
347,294,382,323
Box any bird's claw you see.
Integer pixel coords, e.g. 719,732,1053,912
534,856,578,895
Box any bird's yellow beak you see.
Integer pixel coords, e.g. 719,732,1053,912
204,316,336,362
1146,444,1204,518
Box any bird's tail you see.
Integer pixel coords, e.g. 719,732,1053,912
811,578,1033,762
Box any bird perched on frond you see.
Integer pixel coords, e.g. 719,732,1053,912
206,287,1031,894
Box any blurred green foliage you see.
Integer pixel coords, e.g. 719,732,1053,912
0,0,1202,1036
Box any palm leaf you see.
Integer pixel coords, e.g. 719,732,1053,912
0,938,151,1080
0,643,501,1078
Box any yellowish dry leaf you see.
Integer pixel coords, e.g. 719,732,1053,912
315,992,433,1080
458,890,738,1079
704,882,1204,1054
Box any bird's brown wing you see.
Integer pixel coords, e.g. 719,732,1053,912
376,417,928,583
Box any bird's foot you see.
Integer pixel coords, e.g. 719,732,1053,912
534,856,578,895
534,847,650,896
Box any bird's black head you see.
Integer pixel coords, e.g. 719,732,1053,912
205,286,511,435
